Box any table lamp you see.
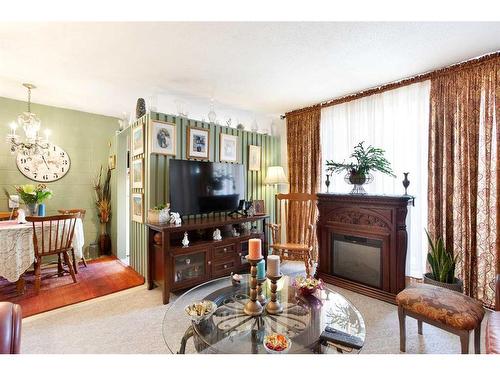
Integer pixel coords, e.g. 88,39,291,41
264,166,288,187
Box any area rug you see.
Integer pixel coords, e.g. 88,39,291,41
0,256,144,317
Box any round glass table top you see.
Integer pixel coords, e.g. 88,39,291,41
162,274,365,354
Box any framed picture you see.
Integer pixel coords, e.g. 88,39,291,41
187,127,210,159
253,200,265,215
220,133,238,162
132,158,143,189
132,193,144,223
108,154,116,170
150,120,176,156
132,124,144,156
248,145,261,171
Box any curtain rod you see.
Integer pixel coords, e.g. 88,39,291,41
282,50,500,119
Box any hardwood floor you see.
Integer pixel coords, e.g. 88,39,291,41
0,256,144,317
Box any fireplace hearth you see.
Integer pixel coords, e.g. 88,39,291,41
316,193,413,304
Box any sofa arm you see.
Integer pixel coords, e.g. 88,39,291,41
0,302,22,354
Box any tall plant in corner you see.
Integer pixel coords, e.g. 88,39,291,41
424,229,462,292
93,166,112,256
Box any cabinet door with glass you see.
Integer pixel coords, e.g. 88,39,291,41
172,249,209,287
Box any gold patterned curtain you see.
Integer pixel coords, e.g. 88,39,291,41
428,58,499,308
286,108,321,260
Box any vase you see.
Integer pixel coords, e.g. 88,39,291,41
37,203,46,217
98,222,112,256
402,172,410,195
26,203,38,216
325,174,331,193
136,98,146,119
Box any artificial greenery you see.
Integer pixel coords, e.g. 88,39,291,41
425,229,459,284
92,166,112,224
326,141,396,177
15,184,53,204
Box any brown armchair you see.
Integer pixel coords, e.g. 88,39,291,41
485,274,500,354
0,302,22,354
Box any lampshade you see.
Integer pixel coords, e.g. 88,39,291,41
264,166,288,185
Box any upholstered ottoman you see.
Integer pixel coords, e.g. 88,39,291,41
396,284,485,354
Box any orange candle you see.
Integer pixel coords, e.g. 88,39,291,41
248,238,262,260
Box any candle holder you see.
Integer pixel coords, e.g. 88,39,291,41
266,273,283,315
257,278,267,306
244,257,264,316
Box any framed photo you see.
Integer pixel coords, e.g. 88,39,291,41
187,127,210,159
150,120,176,156
220,133,238,162
253,200,265,215
132,193,144,223
108,154,116,170
132,124,144,156
132,158,143,189
248,145,261,171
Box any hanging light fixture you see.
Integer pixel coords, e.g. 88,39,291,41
6,83,50,155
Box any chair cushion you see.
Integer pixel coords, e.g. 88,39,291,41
486,311,500,354
396,284,485,331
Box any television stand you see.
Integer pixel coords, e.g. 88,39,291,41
146,214,269,304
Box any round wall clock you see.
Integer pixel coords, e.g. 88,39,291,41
16,144,71,182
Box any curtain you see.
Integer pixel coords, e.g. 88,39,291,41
428,59,499,308
286,108,321,259
320,81,431,278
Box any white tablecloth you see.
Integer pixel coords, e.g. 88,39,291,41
0,218,84,282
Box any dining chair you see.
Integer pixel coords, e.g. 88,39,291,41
58,209,87,272
27,213,80,293
267,193,317,277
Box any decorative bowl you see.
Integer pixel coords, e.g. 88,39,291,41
184,300,217,323
263,333,291,354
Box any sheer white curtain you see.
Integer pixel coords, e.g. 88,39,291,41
320,81,430,278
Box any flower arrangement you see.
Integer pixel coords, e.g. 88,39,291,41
15,184,52,204
293,276,324,295
92,166,111,224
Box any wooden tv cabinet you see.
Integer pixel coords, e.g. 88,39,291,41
146,215,269,304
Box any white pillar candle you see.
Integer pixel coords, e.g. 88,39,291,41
267,255,280,277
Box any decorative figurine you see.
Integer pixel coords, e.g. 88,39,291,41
136,98,146,119
325,173,331,193
231,227,240,237
17,208,26,224
213,228,222,241
182,232,190,248
170,212,182,225
402,172,410,195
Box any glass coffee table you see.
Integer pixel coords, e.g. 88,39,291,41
162,274,365,354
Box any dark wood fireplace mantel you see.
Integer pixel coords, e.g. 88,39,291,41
316,193,414,304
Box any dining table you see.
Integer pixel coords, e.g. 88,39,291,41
0,218,85,289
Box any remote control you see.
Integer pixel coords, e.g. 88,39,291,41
319,326,364,350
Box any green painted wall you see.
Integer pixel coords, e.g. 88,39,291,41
0,96,119,255
126,112,281,276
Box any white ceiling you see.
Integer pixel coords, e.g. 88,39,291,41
0,22,499,119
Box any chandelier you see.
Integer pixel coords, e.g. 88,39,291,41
6,83,51,155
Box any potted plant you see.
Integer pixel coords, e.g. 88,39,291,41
148,203,170,223
92,166,112,256
15,184,52,216
423,229,463,292
326,141,396,194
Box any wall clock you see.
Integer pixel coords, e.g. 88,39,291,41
16,144,71,182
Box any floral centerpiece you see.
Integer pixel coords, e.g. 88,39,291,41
15,184,52,216
293,276,324,296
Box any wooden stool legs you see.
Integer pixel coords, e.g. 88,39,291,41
398,306,406,352
418,320,423,335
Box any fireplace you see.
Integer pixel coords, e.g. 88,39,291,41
331,234,382,288
316,194,413,304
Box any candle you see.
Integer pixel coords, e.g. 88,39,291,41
248,238,262,260
267,255,280,277
256,259,266,279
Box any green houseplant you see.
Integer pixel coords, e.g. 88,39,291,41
424,229,463,292
326,141,396,193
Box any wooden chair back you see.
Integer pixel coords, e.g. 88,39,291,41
27,214,80,257
275,193,317,246
58,208,86,220
0,210,18,221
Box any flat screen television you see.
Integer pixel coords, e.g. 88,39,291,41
169,159,245,216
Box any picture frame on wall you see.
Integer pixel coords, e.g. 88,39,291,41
220,133,238,163
248,145,261,171
132,193,144,223
150,120,176,156
132,124,144,156
132,158,143,189
187,127,210,160
108,154,116,170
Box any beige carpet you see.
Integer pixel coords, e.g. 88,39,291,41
21,262,491,354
